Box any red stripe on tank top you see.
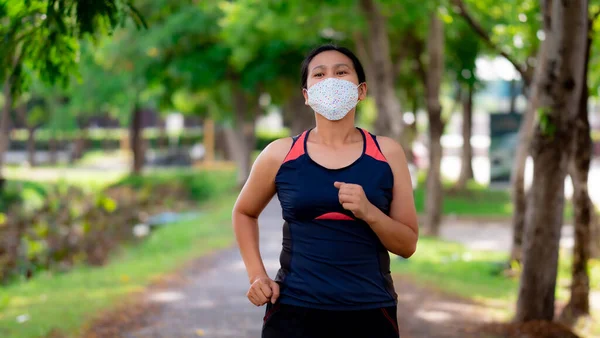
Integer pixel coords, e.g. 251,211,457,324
361,128,387,163
314,212,354,221
283,131,307,163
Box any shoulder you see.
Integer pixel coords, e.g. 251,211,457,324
372,135,415,190
253,137,294,168
374,135,407,164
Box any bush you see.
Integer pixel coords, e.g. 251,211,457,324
10,127,290,152
0,169,236,284
112,169,236,202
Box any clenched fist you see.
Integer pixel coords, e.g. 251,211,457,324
247,276,280,306
334,181,373,221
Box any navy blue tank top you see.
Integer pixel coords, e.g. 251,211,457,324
274,127,398,311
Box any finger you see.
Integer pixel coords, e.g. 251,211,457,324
339,186,359,195
258,281,273,299
253,288,269,305
338,190,355,198
333,181,344,189
339,194,351,205
270,281,280,304
341,202,356,211
339,194,358,204
247,292,260,306
349,185,363,193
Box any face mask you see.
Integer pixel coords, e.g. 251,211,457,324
305,78,363,121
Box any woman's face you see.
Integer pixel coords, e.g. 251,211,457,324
303,50,367,102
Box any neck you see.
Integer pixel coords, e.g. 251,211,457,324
312,111,358,146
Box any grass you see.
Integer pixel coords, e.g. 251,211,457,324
413,182,513,218
3,165,236,195
4,166,127,191
392,236,600,337
75,150,129,166
392,236,517,304
0,192,238,338
412,175,576,219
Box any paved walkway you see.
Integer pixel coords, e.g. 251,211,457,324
125,199,284,338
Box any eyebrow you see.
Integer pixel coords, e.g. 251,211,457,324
311,63,352,72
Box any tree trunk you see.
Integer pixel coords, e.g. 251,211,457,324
354,31,376,96
71,120,88,163
358,0,404,140
158,118,168,151
49,136,58,165
354,30,388,134
559,14,594,325
15,103,36,167
227,83,259,187
424,13,445,236
214,125,231,161
282,91,314,136
404,94,420,165
130,105,144,175
455,83,474,190
508,31,550,265
509,79,518,113
27,127,36,166
591,207,600,258
515,0,588,322
0,78,13,178
103,127,112,152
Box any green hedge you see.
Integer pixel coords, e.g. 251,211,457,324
111,169,237,202
10,128,290,152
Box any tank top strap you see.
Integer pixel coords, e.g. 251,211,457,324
358,128,387,163
282,130,309,164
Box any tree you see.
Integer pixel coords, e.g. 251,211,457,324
0,0,144,177
452,0,542,264
421,9,445,236
559,4,600,325
357,0,405,141
214,0,332,185
67,0,221,174
516,0,588,322
445,19,482,190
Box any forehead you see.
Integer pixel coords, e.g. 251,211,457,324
308,50,354,72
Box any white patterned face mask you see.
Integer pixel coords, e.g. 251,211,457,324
305,78,363,121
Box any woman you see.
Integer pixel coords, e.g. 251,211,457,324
232,44,419,338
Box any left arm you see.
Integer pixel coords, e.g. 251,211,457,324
334,137,418,258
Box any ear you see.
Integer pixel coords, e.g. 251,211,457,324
302,88,309,105
358,83,367,101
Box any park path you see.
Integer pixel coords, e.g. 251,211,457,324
120,199,283,338
101,198,575,338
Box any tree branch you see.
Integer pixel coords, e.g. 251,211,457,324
452,0,530,84
592,8,600,24
413,38,427,88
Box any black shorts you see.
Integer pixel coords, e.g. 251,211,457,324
261,302,400,338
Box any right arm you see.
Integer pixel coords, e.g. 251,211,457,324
232,137,292,305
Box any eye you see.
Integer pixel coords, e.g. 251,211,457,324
336,70,349,75
314,72,324,77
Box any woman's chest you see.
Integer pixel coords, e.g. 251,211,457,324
276,163,393,221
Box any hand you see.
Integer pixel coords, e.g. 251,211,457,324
333,182,373,221
247,276,280,306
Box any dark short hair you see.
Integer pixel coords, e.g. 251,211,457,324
300,44,366,89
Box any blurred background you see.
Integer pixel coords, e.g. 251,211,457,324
1,0,600,337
